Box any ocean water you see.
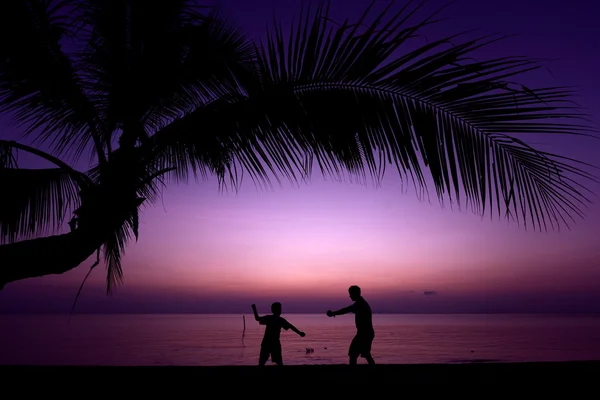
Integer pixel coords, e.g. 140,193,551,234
1,314,600,366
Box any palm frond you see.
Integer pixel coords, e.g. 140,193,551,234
0,139,91,243
77,0,253,148
101,202,143,293
82,154,149,293
250,1,599,231
140,7,254,130
152,0,598,232
0,167,81,243
0,0,105,163
102,222,128,293
143,95,244,191
0,140,18,169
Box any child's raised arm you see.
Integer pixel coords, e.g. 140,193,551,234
251,304,260,321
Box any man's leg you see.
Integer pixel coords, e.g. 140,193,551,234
348,335,360,365
362,334,375,365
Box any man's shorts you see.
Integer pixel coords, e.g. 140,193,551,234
348,331,374,358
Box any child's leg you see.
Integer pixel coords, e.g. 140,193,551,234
271,343,283,366
258,346,270,366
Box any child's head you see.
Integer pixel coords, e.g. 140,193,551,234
271,302,282,316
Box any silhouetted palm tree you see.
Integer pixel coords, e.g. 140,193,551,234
0,0,596,292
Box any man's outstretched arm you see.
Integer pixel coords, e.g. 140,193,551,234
326,305,354,317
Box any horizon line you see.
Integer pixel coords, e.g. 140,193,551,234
3,311,600,316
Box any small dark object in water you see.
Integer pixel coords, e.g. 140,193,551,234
305,348,314,354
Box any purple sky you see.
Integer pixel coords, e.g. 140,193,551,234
1,0,600,314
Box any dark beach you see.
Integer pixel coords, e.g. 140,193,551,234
3,361,599,386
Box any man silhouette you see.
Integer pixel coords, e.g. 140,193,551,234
327,285,375,365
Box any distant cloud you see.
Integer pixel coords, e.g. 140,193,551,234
423,291,438,295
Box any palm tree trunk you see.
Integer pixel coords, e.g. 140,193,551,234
0,231,103,290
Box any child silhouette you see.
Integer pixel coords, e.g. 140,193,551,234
252,302,305,366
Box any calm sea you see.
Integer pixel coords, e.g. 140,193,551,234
1,314,600,366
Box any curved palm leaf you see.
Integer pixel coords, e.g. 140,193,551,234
0,139,91,243
102,210,135,293
150,1,598,232
0,167,81,243
0,0,105,162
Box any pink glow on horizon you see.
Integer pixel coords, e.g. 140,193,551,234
16,172,596,306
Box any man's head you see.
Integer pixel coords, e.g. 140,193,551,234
348,285,361,301
271,302,282,316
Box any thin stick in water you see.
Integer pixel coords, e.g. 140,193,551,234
242,315,246,347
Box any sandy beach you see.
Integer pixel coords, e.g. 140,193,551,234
3,361,599,386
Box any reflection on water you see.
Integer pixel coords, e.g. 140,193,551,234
1,314,600,366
